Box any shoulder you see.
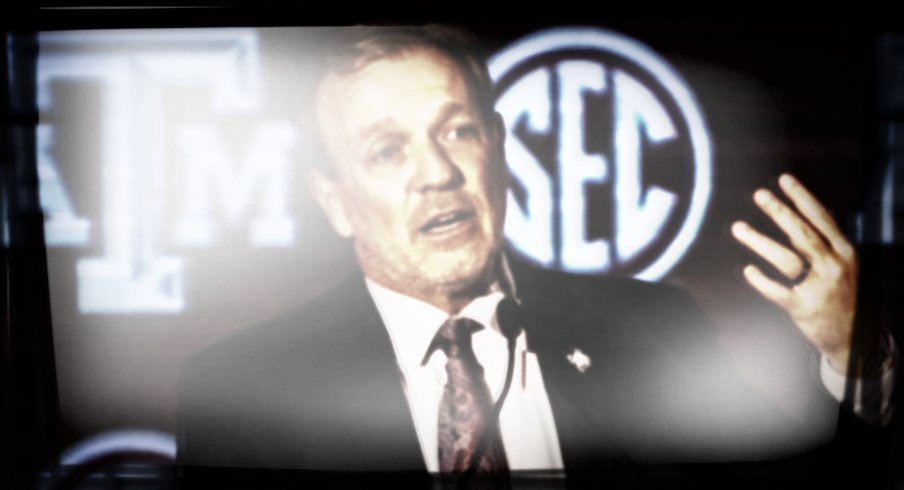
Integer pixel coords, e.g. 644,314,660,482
176,273,381,466
509,257,707,323
513,259,695,303
507,257,715,348
176,272,419,470
178,272,377,397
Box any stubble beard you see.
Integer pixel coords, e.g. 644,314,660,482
355,235,501,314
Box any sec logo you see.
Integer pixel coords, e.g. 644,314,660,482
490,27,712,281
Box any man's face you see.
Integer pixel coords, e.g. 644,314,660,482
312,48,507,305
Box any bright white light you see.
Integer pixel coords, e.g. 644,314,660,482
60,429,176,466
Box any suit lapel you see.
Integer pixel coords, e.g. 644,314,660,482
512,263,625,474
328,273,427,471
521,307,616,474
268,273,426,472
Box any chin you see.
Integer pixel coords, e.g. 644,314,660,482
422,251,496,292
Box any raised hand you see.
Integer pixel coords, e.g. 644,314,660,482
731,174,857,373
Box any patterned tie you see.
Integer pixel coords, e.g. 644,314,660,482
428,316,510,489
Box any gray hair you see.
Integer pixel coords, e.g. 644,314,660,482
308,25,496,175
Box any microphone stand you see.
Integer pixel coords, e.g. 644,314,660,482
464,298,521,481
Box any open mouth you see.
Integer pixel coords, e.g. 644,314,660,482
419,210,475,234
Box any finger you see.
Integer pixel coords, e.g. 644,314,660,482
778,174,855,261
731,221,805,279
742,264,793,309
753,188,827,262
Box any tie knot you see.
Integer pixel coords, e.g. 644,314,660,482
423,317,483,364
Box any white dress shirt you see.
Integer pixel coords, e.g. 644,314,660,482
365,270,893,472
366,278,564,472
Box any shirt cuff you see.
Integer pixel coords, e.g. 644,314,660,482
819,339,895,426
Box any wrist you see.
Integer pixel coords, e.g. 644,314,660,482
828,331,895,379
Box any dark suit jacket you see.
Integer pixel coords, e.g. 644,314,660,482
177,261,848,488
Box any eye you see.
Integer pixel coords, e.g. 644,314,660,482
446,123,481,142
370,143,405,165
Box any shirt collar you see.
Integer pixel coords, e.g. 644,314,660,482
364,255,516,375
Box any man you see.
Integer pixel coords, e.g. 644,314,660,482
178,26,892,488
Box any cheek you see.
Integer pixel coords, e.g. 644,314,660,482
472,172,506,237
346,189,409,239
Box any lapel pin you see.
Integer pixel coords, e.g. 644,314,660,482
566,348,591,373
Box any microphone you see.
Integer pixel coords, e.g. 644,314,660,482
496,296,523,341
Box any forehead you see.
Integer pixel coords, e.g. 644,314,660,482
314,48,475,146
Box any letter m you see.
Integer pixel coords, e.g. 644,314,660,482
174,122,296,247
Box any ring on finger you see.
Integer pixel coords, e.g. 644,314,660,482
790,259,811,285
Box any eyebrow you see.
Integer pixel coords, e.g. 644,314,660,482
356,118,402,141
355,102,472,141
430,103,470,133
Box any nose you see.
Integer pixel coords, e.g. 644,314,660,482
409,138,463,192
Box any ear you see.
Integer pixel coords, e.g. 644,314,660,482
308,169,354,238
